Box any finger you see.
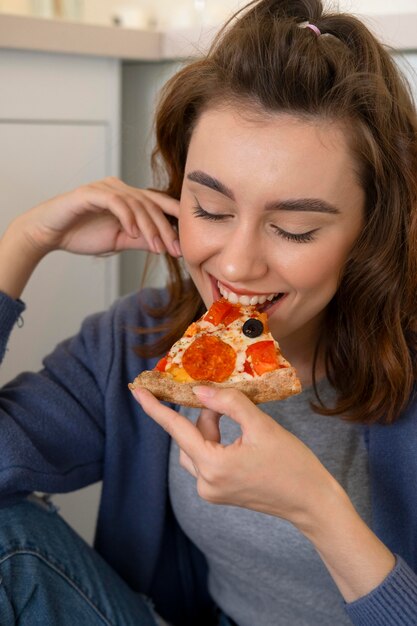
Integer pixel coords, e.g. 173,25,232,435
129,196,180,256
105,179,181,221
141,189,180,218
140,200,181,257
92,181,155,245
196,408,221,443
82,187,139,239
95,181,180,255
120,196,165,253
192,386,264,433
179,449,198,478
132,388,205,460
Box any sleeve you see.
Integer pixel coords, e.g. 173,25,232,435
0,289,114,504
0,290,25,363
345,555,417,625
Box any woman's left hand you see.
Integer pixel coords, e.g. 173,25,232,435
132,384,338,531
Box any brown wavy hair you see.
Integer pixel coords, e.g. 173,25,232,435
136,0,417,424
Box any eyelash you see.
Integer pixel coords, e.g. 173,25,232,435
191,203,318,244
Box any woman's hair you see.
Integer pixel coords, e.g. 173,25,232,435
136,0,417,424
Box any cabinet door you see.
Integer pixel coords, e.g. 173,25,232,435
0,122,118,384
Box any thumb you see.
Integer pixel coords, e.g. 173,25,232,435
192,385,263,432
196,408,222,443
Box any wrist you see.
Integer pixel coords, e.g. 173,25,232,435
295,472,351,541
0,216,47,300
295,475,395,602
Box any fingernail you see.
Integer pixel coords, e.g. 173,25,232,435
173,239,182,257
132,387,143,404
153,235,166,254
192,385,215,398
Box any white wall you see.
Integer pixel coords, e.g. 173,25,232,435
82,1,417,29
3,1,417,30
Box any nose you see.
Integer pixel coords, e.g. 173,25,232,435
217,225,268,283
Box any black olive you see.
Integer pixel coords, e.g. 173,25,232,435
242,318,264,338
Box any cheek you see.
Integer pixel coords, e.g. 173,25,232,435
178,216,205,266
178,209,219,267
178,205,199,263
281,239,354,293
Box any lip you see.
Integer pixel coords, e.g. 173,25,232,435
261,293,288,317
210,275,222,301
216,279,279,298
208,275,287,316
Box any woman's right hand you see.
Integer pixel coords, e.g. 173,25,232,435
16,176,181,258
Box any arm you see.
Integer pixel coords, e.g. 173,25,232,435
0,176,181,302
0,177,180,500
134,385,417,626
0,290,109,500
0,215,45,300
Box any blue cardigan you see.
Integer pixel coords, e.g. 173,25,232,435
0,288,416,625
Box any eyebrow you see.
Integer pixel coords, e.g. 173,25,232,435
186,170,341,215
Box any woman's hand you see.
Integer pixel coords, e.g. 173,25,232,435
16,176,181,258
133,384,335,528
132,384,396,603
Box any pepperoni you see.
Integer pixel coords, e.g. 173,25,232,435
183,335,236,382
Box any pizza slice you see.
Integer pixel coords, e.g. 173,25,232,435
129,298,301,407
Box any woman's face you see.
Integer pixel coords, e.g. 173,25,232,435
179,107,364,359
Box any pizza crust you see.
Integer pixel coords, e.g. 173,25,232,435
129,367,301,407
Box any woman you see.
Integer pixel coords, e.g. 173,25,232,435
0,1,416,624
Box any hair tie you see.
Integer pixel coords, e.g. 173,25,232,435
301,22,321,37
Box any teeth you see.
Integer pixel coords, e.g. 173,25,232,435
218,281,280,306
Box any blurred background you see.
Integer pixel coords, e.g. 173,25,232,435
0,0,416,545
1,1,417,28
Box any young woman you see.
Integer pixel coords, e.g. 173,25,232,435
0,1,416,624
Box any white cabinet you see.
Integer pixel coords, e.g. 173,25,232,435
0,50,120,545
0,51,120,383
0,122,117,383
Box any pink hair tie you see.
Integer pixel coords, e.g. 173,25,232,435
304,23,321,37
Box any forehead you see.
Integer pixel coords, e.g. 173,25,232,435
186,107,362,207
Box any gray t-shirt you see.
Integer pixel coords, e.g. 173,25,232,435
169,379,371,626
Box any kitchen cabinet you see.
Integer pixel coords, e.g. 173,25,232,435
0,51,120,385
0,49,120,544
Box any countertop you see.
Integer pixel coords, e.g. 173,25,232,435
0,11,416,62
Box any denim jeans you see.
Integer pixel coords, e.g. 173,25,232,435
0,495,163,626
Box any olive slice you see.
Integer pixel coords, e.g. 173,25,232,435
242,318,264,338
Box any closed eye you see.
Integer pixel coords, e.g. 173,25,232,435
271,225,319,243
192,201,319,243
192,201,230,221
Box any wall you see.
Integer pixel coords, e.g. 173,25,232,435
2,1,417,31
81,1,417,29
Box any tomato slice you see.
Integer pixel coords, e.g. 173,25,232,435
243,360,254,376
246,341,279,375
222,307,242,326
155,356,168,372
204,299,241,326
